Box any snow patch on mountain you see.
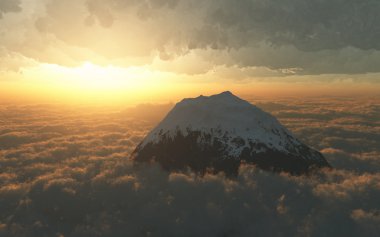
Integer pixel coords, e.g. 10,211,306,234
140,91,321,159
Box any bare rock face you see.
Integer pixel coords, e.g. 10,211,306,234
131,91,331,176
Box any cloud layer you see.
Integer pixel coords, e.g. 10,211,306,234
0,97,379,236
1,0,380,75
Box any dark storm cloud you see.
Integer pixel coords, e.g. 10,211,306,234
1,0,380,75
0,98,379,236
81,0,380,51
86,0,380,74
203,0,380,51
0,0,21,18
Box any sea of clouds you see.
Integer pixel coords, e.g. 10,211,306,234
0,96,379,237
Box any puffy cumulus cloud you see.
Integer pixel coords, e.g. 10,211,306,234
1,0,380,75
321,148,380,174
351,209,380,236
2,162,380,236
0,97,380,236
0,48,37,72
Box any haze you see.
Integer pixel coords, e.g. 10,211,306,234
0,1,379,236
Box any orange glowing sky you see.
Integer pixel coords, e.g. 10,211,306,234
0,0,379,105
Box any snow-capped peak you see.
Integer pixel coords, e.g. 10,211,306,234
140,91,302,157
133,91,331,175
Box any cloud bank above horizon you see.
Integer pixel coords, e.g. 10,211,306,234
1,0,380,79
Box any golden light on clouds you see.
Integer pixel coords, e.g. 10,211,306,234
38,62,163,90
1,62,184,105
0,0,379,105
1,60,378,106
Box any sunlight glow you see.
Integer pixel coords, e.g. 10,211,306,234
2,62,189,105
1,61,379,105
39,61,164,90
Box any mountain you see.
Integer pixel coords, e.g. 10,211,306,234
131,91,331,176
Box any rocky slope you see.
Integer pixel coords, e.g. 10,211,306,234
131,91,331,175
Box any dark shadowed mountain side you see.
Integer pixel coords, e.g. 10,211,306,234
131,91,331,176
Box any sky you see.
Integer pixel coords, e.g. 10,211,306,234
0,0,379,104
0,2,380,235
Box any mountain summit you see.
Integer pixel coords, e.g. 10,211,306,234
131,91,331,175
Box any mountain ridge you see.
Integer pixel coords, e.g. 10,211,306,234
132,91,331,175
